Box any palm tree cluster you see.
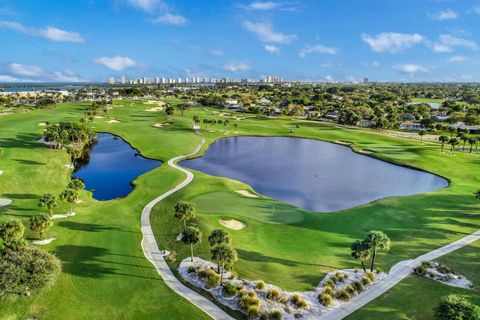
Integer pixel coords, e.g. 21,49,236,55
208,229,237,284
201,118,236,130
174,202,201,261
83,100,110,122
351,231,391,272
439,132,478,154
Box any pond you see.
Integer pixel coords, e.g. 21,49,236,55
181,136,448,212
73,133,161,200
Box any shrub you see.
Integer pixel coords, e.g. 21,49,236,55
365,271,376,282
0,247,61,296
247,304,260,318
334,289,350,302
279,294,289,304
322,286,334,296
318,293,334,307
361,275,371,286
434,295,480,320
271,310,283,320
197,267,208,278
266,288,281,301
325,279,336,289
335,271,348,282
256,280,266,291
414,265,427,275
239,295,260,310
290,293,308,309
187,265,195,273
206,269,221,288
223,282,238,297
352,280,364,293
248,290,257,298
329,274,338,284
344,284,355,296
165,251,177,263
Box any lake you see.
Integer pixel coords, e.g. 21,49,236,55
73,133,161,200
181,137,448,212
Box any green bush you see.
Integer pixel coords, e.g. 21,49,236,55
318,293,334,307
206,269,221,288
165,250,177,263
247,304,260,318
334,289,351,302
248,290,257,298
365,271,376,282
197,267,208,278
352,280,364,293
325,279,336,289
255,280,266,291
434,295,480,320
361,275,371,285
344,284,355,296
239,295,260,310
271,310,282,319
0,246,61,296
266,288,281,301
290,293,308,309
322,286,334,295
187,265,195,273
223,282,238,297
329,274,339,284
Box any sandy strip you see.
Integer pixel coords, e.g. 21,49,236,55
0,199,12,207
176,233,183,241
153,123,165,128
94,116,105,119
75,200,83,204
51,212,76,220
235,189,259,198
0,170,3,176
144,100,165,106
106,119,120,123
63,164,74,169
33,238,56,245
38,122,47,126
219,219,246,230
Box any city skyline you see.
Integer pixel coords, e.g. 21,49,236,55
1,0,480,83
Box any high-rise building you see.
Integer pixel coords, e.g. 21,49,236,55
363,77,369,84
108,77,115,85
120,75,126,84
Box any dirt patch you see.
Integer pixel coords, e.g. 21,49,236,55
235,190,259,198
219,219,246,230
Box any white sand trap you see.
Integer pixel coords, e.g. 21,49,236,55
0,199,12,207
153,123,165,128
38,122,47,126
75,200,83,204
145,106,165,112
219,219,246,230
144,100,165,106
33,238,56,245
176,233,183,241
94,116,105,119
0,170,3,176
63,164,74,169
106,119,120,123
235,190,259,198
192,125,200,130
51,212,76,220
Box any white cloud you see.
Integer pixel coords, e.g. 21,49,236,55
361,32,424,53
438,35,478,50
264,44,280,54
222,60,251,72
0,75,20,82
93,56,138,71
210,49,225,56
429,9,458,21
324,75,334,83
246,1,280,10
51,70,87,82
151,12,188,25
9,63,44,77
394,63,428,74
430,42,453,53
0,20,84,42
299,44,337,58
126,0,163,12
372,61,380,67
447,55,467,63
469,6,480,14
242,21,296,44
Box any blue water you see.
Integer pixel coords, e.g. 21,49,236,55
181,136,448,212
73,133,161,200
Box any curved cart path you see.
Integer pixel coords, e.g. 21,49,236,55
140,134,235,320
321,229,480,320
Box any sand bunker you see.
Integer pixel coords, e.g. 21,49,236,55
153,123,166,128
0,199,12,207
52,212,76,220
0,170,3,176
145,106,165,112
235,190,259,198
144,100,165,106
94,116,105,119
38,122,47,126
63,164,74,169
106,119,120,123
33,238,56,245
219,219,246,230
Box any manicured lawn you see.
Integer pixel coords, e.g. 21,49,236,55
347,240,480,320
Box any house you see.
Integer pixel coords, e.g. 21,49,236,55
325,111,339,120
359,119,377,128
449,122,480,134
400,122,423,131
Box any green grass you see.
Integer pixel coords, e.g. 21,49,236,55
1,100,479,319
347,240,480,320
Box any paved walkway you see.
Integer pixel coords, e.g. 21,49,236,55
140,133,235,320
321,230,480,320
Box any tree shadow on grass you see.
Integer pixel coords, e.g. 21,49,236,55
12,158,45,165
236,248,334,268
57,221,120,232
0,133,44,149
2,193,37,200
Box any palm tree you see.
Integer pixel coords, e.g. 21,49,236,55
438,135,449,153
351,240,371,272
474,190,480,200
29,214,53,239
459,135,468,151
364,231,391,272
0,220,26,253
418,130,426,143
174,202,195,232
211,243,237,284
38,193,59,216
468,137,477,154
448,127,456,138
182,226,202,262
165,105,174,119
233,122,238,132
176,103,187,116
60,188,79,213
448,137,459,154
208,229,231,248
68,177,85,191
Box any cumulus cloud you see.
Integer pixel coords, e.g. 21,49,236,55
361,32,424,53
9,63,44,77
246,1,281,10
0,20,84,42
299,44,337,58
222,60,251,72
151,12,188,25
447,55,467,63
51,70,87,82
429,35,478,53
394,63,428,74
93,56,138,71
264,44,280,54
126,0,163,12
429,9,458,21
242,21,296,44
0,75,21,82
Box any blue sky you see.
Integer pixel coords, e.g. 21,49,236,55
0,0,479,82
